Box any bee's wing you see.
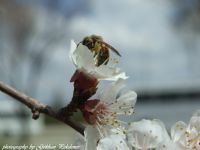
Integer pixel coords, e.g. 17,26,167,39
101,41,121,57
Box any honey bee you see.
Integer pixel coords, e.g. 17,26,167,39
80,35,121,66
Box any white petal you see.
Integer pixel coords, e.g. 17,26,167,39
97,134,130,150
117,90,137,105
84,126,100,150
108,128,126,139
189,109,200,131
157,141,182,150
74,43,96,71
170,110,200,149
127,119,170,149
100,79,126,103
95,65,128,80
111,90,137,115
73,133,86,150
99,79,137,116
69,40,78,66
171,121,187,143
106,71,128,81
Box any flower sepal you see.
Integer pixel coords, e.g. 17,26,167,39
71,70,99,105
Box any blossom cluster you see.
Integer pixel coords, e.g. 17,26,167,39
69,38,200,150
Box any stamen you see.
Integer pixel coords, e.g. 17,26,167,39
187,133,200,147
96,123,104,139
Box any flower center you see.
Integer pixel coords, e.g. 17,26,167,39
81,99,128,138
93,102,110,125
87,101,122,129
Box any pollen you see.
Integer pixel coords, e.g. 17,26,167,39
184,128,200,148
86,100,126,133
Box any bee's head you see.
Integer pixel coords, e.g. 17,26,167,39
82,36,94,49
82,35,103,49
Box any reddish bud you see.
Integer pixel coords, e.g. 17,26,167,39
70,70,99,106
71,70,98,90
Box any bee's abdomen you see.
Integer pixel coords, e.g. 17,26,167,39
97,47,109,66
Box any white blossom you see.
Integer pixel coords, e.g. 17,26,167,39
171,109,200,150
97,133,130,150
82,79,137,150
82,79,137,137
84,126,131,150
127,119,170,150
69,40,127,81
127,110,200,150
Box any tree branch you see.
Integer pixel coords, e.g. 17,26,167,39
0,81,85,136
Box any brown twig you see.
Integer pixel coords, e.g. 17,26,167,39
0,81,85,136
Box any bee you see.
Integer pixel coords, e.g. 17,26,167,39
80,35,121,66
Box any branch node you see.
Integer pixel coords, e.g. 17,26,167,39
0,81,85,135
31,107,40,120
32,111,40,120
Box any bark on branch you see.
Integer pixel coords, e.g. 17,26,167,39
0,81,85,136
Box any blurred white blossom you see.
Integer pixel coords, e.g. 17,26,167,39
171,109,200,150
127,110,200,150
84,126,130,150
127,119,170,150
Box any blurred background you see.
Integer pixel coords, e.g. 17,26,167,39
0,0,200,147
